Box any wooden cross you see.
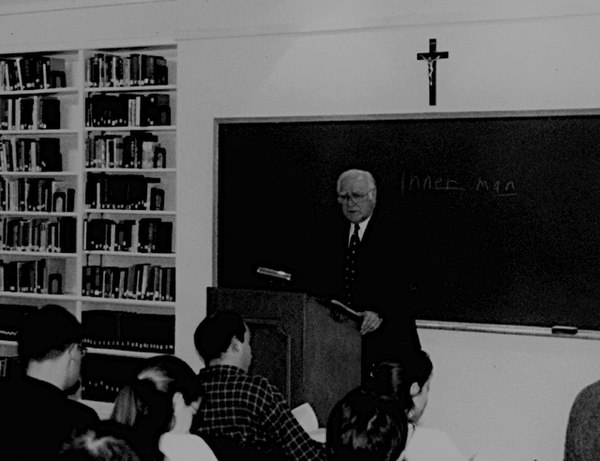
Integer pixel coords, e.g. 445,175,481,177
417,38,449,106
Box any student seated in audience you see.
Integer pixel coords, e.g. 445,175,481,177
192,310,327,461
326,386,408,461
57,421,143,461
563,377,600,461
366,352,469,461
111,354,218,461
0,304,99,461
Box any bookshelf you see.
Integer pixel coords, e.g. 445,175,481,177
0,44,177,411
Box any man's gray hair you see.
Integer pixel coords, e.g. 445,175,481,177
336,169,377,192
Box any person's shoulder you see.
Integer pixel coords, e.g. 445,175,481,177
64,395,100,423
569,379,600,413
160,433,219,461
407,426,467,461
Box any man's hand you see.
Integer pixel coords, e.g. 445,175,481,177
360,310,382,335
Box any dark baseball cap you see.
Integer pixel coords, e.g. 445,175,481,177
18,304,83,360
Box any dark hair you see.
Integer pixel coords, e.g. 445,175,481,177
58,421,142,461
18,304,83,362
365,360,411,416
326,387,407,461
193,310,247,364
365,350,434,417
403,349,433,389
111,355,202,461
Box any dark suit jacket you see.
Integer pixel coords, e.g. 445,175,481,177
303,210,424,367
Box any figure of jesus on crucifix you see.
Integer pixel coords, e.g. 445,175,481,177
417,38,449,106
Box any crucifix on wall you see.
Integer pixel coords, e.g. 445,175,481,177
417,38,449,106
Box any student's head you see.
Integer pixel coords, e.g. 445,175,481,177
193,310,252,370
364,360,410,418
326,387,407,461
112,355,202,430
18,304,85,391
111,355,203,460
403,349,433,423
58,421,142,461
337,169,377,224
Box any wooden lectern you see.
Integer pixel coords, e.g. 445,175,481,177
206,287,362,426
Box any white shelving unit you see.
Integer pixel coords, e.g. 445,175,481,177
0,44,177,410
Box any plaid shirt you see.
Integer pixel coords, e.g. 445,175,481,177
194,365,326,461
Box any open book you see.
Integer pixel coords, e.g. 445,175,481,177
292,402,326,443
328,299,362,320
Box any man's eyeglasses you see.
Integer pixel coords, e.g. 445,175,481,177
337,190,373,205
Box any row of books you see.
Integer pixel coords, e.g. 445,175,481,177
85,94,170,128
82,310,174,353
86,133,166,169
85,173,164,211
0,97,61,130
0,178,75,212
86,53,168,88
82,263,175,302
0,258,64,294
0,217,76,253
82,354,148,402
84,217,172,254
0,137,62,172
0,56,66,92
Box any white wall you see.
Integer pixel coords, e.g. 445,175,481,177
2,2,600,460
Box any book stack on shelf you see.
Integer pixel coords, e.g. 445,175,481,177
81,264,175,301
82,309,174,353
85,173,165,211
86,132,166,170
0,44,177,411
84,217,172,253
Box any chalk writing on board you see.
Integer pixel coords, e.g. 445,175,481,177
400,171,517,197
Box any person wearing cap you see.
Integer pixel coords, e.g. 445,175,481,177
0,304,99,461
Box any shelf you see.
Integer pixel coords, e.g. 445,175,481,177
0,211,77,217
0,129,78,135
0,292,80,301
85,125,176,132
84,84,176,93
80,296,175,308
0,44,177,407
0,250,77,258
84,208,175,216
85,168,175,174
0,172,79,178
83,250,175,258
0,87,79,97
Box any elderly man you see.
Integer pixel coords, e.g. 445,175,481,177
307,169,423,379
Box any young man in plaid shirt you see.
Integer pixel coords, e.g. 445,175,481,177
192,310,327,461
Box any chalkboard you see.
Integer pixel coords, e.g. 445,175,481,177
216,112,600,331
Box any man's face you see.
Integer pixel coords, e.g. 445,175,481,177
337,175,376,224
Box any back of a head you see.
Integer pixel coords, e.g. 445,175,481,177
111,354,202,458
365,360,411,416
193,310,246,364
18,304,83,363
326,387,407,461
57,422,142,461
403,349,433,388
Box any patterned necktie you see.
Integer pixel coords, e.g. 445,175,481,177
343,223,361,306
